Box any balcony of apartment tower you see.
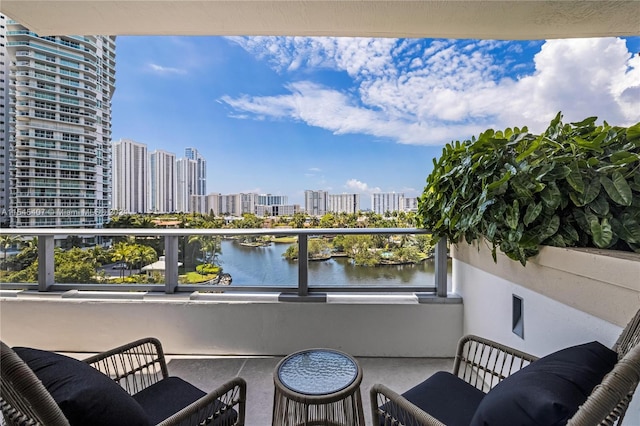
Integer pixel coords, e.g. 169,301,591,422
0,2,638,425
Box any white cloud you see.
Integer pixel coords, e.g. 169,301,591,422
227,36,396,78
345,179,381,194
223,37,640,145
308,167,322,172
148,63,187,75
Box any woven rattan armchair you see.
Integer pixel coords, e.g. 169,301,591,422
371,307,640,426
1,337,246,426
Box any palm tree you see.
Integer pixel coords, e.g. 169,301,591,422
188,235,222,266
0,235,20,271
138,245,158,268
135,216,156,228
128,244,157,275
15,237,37,270
111,242,132,279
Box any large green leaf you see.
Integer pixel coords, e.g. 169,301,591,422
626,122,640,141
571,116,598,127
572,209,592,236
580,179,601,206
485,222,498,240
546,234,567,247
506,200,520,230
516,136,541,162
588,193,610,216
573,136,604,153
571,179,600,207
523,202,542,226
535,162,555,181
566,167,584,193
610,152,640,165
545,164,572,180
538,215,560,242
611,216,640,244
561,223,580,244
540,183,561,209
601,172,633,206
591,217,613,248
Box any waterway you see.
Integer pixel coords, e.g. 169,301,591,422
217,240,451,288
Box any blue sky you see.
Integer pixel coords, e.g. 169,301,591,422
112,36,640,209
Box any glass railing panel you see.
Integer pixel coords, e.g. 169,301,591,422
0,228,447,295
0,236,39,288
181,234,297,290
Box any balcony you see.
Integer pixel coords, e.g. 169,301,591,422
1,226,638,424
1,1,637,422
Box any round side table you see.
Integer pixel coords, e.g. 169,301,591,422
272,348,365,426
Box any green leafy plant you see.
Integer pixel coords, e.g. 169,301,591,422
196,263,221,275
418,113,640,265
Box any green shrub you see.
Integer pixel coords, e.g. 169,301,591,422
196,263,220,275
418,113,640,265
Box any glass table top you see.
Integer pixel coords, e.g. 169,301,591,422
277,349,359,395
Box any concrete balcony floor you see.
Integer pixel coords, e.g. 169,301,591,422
163,354,451,425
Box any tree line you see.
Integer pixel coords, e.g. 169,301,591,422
0,210,430,283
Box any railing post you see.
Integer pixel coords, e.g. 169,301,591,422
435,237,448,297
164,235,179,294
298,234,308,297
37,235,54,291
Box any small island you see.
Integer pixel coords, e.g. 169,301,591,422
282,234,435,266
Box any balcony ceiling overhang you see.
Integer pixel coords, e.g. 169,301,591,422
1,1,639,38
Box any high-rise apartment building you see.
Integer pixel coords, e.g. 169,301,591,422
206,192,222,216
0,15,9,226
371,192,404,215
4,18,115,235
190,194,207,214
176,157,197,213
304,190,328,216
219,193,240,216
257,194,288,206
240,193,257,215
149,150,176,213
112,138,147,214
202,192,266,217
328,193,360,214
403,196,418,212
184,147,206,196
256,204,300,217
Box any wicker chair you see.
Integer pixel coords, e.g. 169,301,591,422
1,337,246,426
371,307,640,426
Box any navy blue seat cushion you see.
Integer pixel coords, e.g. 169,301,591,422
133,376,238,426
470,341,618,426
14,347,150,426
379,371,486,426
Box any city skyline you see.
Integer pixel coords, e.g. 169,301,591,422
112,137,416,212
113,35,640,209
111,139,412,216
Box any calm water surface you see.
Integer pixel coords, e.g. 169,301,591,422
217,240,451,287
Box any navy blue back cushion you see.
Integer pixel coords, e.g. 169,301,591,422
393,371,485,426
14,347,151,426
470,341,617,426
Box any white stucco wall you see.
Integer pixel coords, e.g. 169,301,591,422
0,293,463,358
454,260,624,356
453,242,640,425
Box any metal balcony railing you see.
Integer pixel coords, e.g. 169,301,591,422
0,228,448,301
